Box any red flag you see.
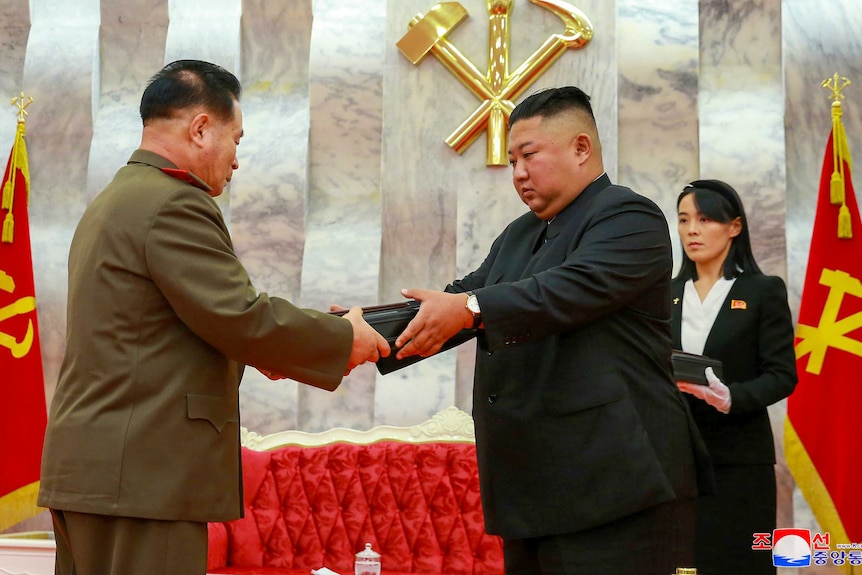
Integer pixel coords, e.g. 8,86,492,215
786,98,862,553
0,115,47,531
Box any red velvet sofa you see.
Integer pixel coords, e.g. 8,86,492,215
206,407,503,575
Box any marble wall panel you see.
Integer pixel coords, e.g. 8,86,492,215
617,0,699,271
298,0,388,431
378,0,468,424
229,0,313,434
165,0,241,69
86,0,167,202
165,0,241,223
23,0,99,405
0,0,30,154
699,0,786,277
699,0,793,533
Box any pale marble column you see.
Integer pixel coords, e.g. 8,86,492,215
82,8,165,489
165,0,242,219
230,0,314,435
300,0,388,431
783,0,862,562
0,0,29,154
23,0,100,405
617,0,699,268
166,0,241,70
87,0,167,199
700,0,793,538
700,0,786,276
381,0,487,426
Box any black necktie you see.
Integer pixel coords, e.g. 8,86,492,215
531,223,546,253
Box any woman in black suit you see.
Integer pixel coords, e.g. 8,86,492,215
672,179,797,575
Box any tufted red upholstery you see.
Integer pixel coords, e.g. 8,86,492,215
207,442,503,575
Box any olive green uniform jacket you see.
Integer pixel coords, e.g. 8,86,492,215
38,150,352,522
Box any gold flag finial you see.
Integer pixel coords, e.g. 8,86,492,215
822,74,853,238
10,92,33,124
822,73,851,103
2,92,33,243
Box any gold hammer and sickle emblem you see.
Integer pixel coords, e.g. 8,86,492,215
795,268,862,375
0,270,36,358
397,0,593,166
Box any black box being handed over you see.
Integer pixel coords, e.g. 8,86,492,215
331,301,477,375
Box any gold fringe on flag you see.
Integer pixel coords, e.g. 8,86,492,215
2,94,32,244
0,217,11,243
0,482,43,533
838,203,853,238
823,74,854,239
830,101,848,206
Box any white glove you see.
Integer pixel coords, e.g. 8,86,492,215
677,366,731,414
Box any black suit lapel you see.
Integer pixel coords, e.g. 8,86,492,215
671,280,685,347
520,218,552,278
531,221,550,254
702,277,746,357
521,175,612,278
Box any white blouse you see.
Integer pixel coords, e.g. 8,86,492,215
680,276,737,355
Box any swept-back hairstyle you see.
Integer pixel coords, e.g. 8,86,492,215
675,179,762,281
508,86,596,126
140,59,241,125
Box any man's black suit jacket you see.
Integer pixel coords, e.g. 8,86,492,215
671,273,798,466
448,174,709,540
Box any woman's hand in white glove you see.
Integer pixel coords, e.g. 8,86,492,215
677,366,731,414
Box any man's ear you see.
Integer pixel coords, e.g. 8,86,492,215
188,112,209,147
573,133,592,162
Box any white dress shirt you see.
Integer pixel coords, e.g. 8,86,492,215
680,276,737,355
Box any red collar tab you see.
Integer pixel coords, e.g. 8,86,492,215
160,168,212,192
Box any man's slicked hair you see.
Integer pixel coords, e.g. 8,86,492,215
508,86,596,127
140,59,241,126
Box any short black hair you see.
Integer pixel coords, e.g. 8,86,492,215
140,60,241,125
675,179,763,281
509,86,596,126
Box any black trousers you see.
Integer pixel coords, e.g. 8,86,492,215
503,497,697,575
51,509,208,575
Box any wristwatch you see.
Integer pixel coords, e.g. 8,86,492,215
465,291,482,329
